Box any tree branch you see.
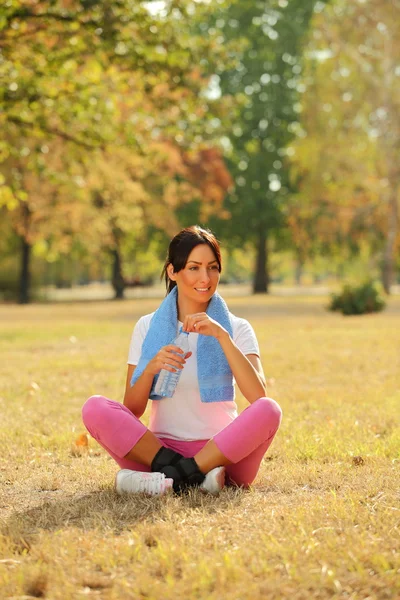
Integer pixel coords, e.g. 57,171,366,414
4,8,82,24
0,8,100,46
7,116,105,151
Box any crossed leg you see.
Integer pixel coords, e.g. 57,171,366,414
82,395,282,487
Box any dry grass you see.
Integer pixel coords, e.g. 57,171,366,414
0,294,399,599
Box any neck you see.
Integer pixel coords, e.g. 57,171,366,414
176,293,210,322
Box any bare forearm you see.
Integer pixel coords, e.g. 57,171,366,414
218,331,266,404
123,370,153,417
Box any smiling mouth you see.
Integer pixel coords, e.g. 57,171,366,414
195,287,211,292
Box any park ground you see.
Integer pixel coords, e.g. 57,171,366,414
0,293,399,599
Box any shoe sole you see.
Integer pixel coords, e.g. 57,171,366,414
199,466,225,495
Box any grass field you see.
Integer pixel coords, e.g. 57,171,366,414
0,294,399,599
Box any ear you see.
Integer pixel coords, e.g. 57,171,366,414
167,264,177,281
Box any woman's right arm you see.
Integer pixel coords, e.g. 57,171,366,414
123,345,191,418
123,365,154,418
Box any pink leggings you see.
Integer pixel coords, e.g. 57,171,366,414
82,396,282,487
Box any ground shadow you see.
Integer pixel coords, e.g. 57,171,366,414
2,486,247,549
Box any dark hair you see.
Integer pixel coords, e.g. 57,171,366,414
162,225,222,294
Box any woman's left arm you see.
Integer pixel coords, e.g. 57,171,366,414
183,313,267,404
217,334,267,403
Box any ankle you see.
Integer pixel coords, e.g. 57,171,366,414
151,447,183,472
192,456,210,475
160,457,205,493
191,456,205,475
193,441,230,474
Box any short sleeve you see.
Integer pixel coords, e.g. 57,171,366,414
127,313,154,365
232,316,260,357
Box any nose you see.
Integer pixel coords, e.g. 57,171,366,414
199,268,210,284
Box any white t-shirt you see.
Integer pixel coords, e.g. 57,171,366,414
127,313,260,441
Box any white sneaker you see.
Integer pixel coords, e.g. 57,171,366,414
199,466,225,495
115,470,174,496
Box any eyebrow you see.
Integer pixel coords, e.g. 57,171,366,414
187,260,218,265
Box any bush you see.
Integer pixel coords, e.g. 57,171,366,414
329,280,386,315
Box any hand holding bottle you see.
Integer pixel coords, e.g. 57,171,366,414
144,345,189,377
153,330,191,398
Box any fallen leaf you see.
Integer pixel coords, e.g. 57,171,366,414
75,433,89,447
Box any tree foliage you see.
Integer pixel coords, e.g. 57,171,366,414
288,0,400,291
0,0,233,301
207,0,322,292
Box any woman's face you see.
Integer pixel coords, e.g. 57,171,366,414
168,243,220,304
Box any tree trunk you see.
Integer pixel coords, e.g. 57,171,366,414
294,250,304,285
19,236,31,304
253,226,269,293
382,182,399,294
111,248,125,299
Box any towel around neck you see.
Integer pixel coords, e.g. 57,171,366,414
130,286,234,403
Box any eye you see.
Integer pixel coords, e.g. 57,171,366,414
189,266,198,271
209,265,219,271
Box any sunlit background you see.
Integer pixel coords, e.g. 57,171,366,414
1,0,399,304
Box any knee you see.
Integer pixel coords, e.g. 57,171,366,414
256,397,283,430
82,395,110,430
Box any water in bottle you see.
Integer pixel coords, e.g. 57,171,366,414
153,328,190,398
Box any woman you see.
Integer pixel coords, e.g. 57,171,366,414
82,226,282,495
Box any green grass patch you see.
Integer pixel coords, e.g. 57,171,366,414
0,295,399,599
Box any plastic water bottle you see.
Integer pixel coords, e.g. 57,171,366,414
153,328,190,398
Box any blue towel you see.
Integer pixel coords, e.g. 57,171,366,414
130,286,234,403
